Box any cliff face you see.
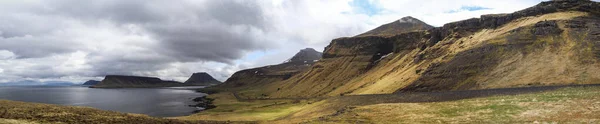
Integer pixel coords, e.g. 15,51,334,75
183,72,221,86
82,80,100,86
221,0,600,98
92,75,185,88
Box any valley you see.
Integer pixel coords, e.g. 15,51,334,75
2,0,600,123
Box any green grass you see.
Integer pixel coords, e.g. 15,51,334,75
311,86,600,123
0,100,231,124
440,104,522,117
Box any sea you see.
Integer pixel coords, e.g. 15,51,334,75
0,86,206,117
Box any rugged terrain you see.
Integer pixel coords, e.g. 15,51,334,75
211,0,600,99
3,0,600,123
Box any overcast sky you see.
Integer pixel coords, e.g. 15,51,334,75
0,0,569,83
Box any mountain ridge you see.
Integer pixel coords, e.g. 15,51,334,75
91,75,186,88
211,0,600,99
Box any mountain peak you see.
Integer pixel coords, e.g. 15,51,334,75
184,72,221,85
356,16,433,37
398,16,419,23
286,48,322,63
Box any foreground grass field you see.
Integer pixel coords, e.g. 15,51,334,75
182,86,600,123
0,100,237,124
1,86,599,123
309,86,600,123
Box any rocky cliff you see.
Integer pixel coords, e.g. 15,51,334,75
91,75,185,88
183,72,222,86
216,0,600,98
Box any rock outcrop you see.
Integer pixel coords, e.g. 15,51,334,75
215,0,600,98
91,75,185,88
183,72,222,86
82,80,101,86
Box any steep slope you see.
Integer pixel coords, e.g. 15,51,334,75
229,0,600,98
210,48,322,96
91,75,186,88
356,16,434,37
183,72,222,86
82,80,100,86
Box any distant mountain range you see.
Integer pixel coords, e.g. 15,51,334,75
82,80,101,86
90,72,222,88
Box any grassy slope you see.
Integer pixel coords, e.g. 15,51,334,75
0,100,235,124
174,92,322,122
1,86,598,124
242,11,600,99
309,86,600,123
179,86,600,124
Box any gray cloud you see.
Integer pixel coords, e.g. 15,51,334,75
0,0,382,83
0,0,277,82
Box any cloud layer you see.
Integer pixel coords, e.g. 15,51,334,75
0,0,557,83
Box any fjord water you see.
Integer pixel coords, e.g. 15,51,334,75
0,86,206,117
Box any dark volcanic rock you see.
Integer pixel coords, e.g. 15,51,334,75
82,80,100,86
189,96,216,112
92,75,185,88
183,72,222,86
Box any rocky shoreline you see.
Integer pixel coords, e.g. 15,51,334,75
189,96,216,113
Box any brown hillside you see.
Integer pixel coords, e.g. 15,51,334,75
216,0,600,98
209,48,322,95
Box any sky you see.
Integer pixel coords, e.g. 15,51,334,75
0,0,568,83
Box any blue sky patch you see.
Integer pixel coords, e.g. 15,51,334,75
350,0,382,16
447,6,492,13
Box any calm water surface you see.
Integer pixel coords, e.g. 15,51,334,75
0,86,206,117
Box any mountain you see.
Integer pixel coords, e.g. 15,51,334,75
212,0,600,98
183,72,222,86
211,48,322,91
91,75,186,88
82,80,101,86
0,80,75,87
285,48,323,63
356,16,434,37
